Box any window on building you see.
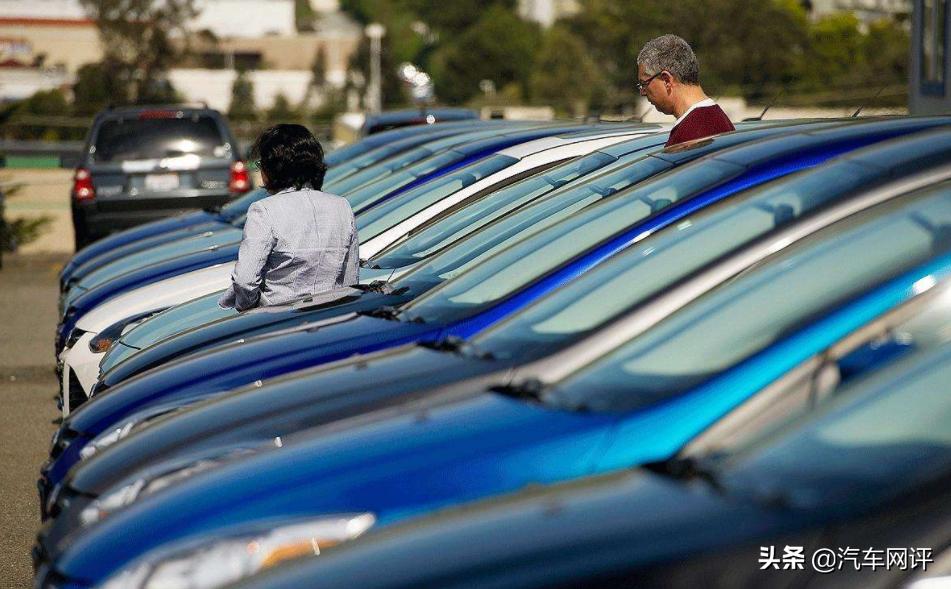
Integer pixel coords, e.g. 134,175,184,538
922,0,948,94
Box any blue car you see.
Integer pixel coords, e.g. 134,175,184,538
44,129,951,532
61,120,494,293
227,333,951,589
58,121,472,288
34,179,951,588
70,121,948,418
95,130,684,374
48,117,949,463
93,120,826,375
54,123,597,353
59,122,560,304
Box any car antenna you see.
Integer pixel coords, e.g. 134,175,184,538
744,89,783,122
852,85,888,118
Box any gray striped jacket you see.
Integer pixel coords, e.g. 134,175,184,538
218,188,359,311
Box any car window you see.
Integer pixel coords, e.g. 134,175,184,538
343,151,460,212
547,186,951,414
473,161,874,358
388,154,677,294
722,336,951,510
356,154,519,239
92,115,229,162
401,159,743,323
369,151,620,268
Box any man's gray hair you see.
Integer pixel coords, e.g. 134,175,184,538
637,34,700,86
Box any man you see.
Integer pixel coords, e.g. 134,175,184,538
636,34,735,147
219,124,359,311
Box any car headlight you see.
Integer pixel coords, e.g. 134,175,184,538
78,405,183,461
80,448,258,526
99,513,376,589
78,421,137,461
88,310,162,354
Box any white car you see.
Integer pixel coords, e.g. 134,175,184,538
58,128,658,413
58,263,234,415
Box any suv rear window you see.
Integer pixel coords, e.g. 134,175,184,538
92,114,230,162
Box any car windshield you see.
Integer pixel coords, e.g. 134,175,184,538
473,161,877,359
389,154,673,290
329,127,506,197
720,332,951,510
92,115,229,162
356,154,520,241
544,186,951,414
112,291,233,355
75,229,241,292
343,151,461,213
398,158,744,324
367,151,621,268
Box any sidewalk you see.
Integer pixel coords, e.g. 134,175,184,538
0,253,67,588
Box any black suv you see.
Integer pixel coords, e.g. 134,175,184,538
70,105,251,248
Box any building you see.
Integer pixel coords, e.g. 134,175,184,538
0,0,100,73
910,0,949,114
806,0,911,22
518,0,579,28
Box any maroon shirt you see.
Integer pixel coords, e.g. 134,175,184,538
665,104,735,147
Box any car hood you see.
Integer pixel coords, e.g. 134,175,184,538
72,344,510,496
55,391,617,581
68,313,434,439
70,228,242,298
63,245,240,335
68,221,233,288
73,263,235,333
98,289,414,388
62,210,218,282
231,470,794,589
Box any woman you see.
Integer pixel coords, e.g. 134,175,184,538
219,124,359,311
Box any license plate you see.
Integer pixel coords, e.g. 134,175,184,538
144,173,180,192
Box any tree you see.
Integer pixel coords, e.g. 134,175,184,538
428,5,541,104
530,26,606,115
228,70,258,122
7,89,79,141
73,63,127,115
79,0,199,104
295,0,317,32
267,93,299,122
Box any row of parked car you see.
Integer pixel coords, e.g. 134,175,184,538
35,107,951,588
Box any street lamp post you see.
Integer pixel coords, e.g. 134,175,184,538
365,22,385,114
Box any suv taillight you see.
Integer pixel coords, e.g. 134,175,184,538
229,161,251,193
73,168,95,202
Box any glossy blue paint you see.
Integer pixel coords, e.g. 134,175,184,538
66,228,244,305
48,254,951,584
59,122,491,288
51,119,951,472
59,211,217,285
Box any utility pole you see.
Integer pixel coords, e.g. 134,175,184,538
365,23,385,114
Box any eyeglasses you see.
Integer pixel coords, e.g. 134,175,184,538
635,71,664,92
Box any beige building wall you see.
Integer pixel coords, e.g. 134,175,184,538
0,19,101,72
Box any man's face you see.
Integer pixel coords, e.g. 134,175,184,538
637,63,673,115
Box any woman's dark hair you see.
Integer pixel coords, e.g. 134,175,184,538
250,124,327,193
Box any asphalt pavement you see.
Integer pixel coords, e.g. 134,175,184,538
0,253,66,588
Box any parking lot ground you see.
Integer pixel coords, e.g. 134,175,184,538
0,253,66,588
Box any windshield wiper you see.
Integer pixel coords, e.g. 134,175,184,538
353,281,408,296
419,336,496,360
646,454,726,494
361,305,402,321
491,377,546,402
